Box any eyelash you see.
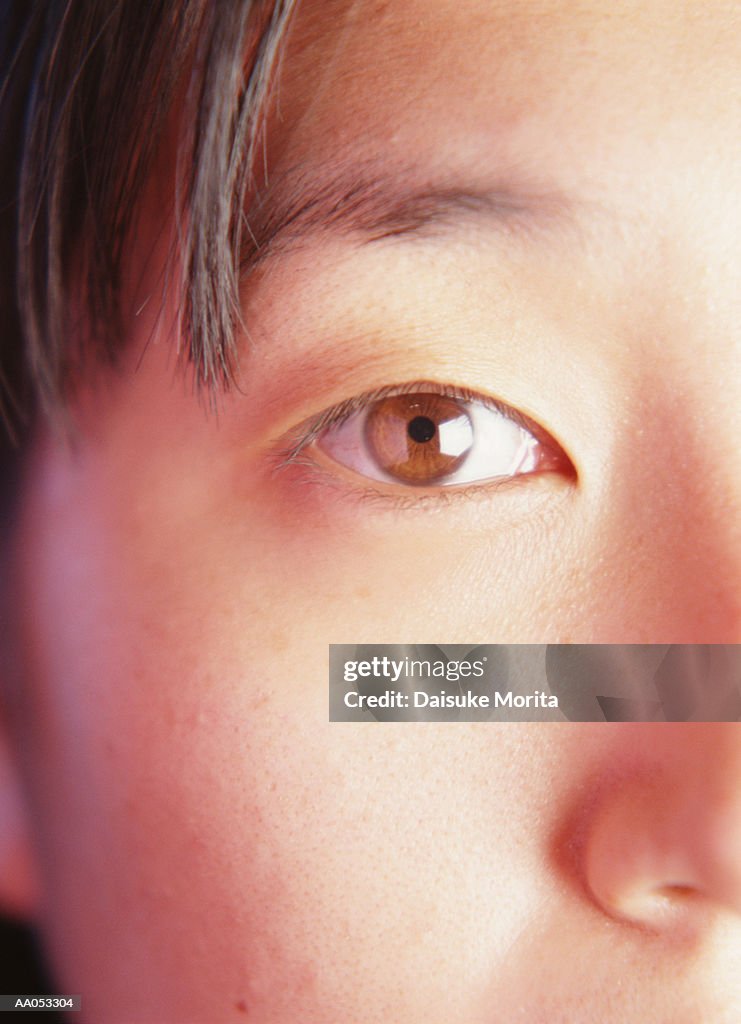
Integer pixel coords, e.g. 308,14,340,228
270,380,569,508
276,381,519,459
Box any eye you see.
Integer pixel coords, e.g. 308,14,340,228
300,385,571,489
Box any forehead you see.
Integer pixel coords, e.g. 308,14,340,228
273,0,740,194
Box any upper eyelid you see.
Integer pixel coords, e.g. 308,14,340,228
270,381,520,468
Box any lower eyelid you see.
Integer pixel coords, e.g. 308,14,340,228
272,434,571,515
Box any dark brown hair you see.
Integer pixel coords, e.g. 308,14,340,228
0,0,296,447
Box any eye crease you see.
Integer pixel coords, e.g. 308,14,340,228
276,382,573,493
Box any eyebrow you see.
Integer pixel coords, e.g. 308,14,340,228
240,162,573,271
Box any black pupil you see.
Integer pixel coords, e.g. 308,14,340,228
408,415,436,444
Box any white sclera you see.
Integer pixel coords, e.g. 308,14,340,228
318,398,542,486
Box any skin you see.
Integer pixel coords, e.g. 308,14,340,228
1,0,740,1020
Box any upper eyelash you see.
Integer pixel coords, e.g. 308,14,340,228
270,380,520,470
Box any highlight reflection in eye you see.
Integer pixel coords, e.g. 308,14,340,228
279,383,572,491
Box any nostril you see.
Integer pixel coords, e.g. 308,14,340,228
658,883,698,900
647,883,704,919
607,881,719,937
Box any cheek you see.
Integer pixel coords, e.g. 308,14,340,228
16,435,597,1020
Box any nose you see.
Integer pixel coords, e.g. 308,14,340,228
582,719,741,930
592,366,741,641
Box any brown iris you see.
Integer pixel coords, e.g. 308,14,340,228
364,393,474,484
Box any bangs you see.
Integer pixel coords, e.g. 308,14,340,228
0,0,297,443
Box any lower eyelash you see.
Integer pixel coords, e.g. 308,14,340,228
270,433,552,513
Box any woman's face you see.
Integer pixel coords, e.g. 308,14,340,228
7,0,741,1020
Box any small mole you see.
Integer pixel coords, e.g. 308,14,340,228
408,415,436,443
235,999,248,1014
